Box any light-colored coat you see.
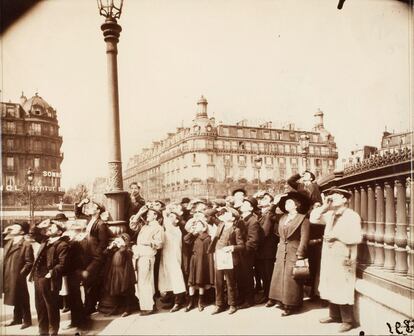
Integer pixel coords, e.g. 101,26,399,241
310,207,362,305
158,220,186,294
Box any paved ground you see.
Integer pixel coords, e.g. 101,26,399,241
1,284,365,336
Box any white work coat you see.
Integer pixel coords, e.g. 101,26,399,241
310,206,362,305
158,219,186,294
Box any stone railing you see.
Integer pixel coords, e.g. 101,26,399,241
319,150,413,318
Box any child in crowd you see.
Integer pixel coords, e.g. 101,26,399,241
184,216,215,312
104,233,137,317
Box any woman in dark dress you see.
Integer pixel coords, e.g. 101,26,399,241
104,233,136,317
267,192,311,316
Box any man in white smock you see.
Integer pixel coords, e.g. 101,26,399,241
310,188,362,333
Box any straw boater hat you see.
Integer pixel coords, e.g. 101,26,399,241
277,192,312,215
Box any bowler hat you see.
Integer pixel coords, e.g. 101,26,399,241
181,197,191,204
53,213,69,222
244,196,258,210
326,188,352,199
277,192,311,215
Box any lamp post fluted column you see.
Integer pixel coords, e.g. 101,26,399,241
99,10,127,224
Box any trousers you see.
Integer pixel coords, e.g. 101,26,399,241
215,269,237,307
329,302,355,323
137,255,156,311
34,276,60,336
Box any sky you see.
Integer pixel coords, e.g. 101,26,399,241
1,0,412,189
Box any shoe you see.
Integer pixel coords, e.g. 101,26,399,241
140,310,154,316
265,300,276,308
256,296,268,305
228,306,237,315
62,324,76,330
20,323,32,330
198,295,205,312
185,296,195,312
281,309,292,317
62,307,70,313
5,320,20,327
211,306,226,315
238,302,253,310
170,304,182,313
338,322,355,333
319,317,341,324
162,303,174,310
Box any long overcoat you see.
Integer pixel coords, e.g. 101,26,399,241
158,220,186,294
3,238,34,306
310,207,362,305
184,231,215,287
268,214,310,307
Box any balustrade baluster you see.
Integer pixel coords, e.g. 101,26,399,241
383,182,396,271
367,185,376,265
394,179,408,274
359,186,369,264
407,178,414,279
374,183,385,268
349,189,355,210
354,187,361,215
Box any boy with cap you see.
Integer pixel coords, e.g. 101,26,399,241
208,207,245,315
3,222,34,330
310,188,362,333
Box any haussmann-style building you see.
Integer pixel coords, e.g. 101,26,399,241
124,96,338,201
1,92,64,208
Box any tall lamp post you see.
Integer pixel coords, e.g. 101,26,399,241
254,156,263,191
299,134,310,171
97,0,128,223
26,167,34,225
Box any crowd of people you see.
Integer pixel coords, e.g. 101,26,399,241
2,171,363,335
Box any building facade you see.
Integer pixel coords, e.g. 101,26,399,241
1,93,64,207
124,96,338,201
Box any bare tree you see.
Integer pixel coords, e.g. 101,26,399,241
62,183,89,204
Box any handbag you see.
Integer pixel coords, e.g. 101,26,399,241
292,258,310,280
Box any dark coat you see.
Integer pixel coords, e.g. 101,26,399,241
75,204,110,276
184,232,215,287
104,246,136,296
207,222,245,266
287,174,322,206
256,209,279,260
3,238,34,306
125,195,145,220
30,238,69,292
268,214,310,307
241,213,261,254
63,238,85,276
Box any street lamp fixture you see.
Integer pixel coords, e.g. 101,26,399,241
26,167,34,225
254,156,263,191
299,134,310,170
97,0,124,20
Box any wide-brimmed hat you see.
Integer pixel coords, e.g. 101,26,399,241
52,213,69,222
277,192,311,215
232,188,247,196
326,188,352,199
